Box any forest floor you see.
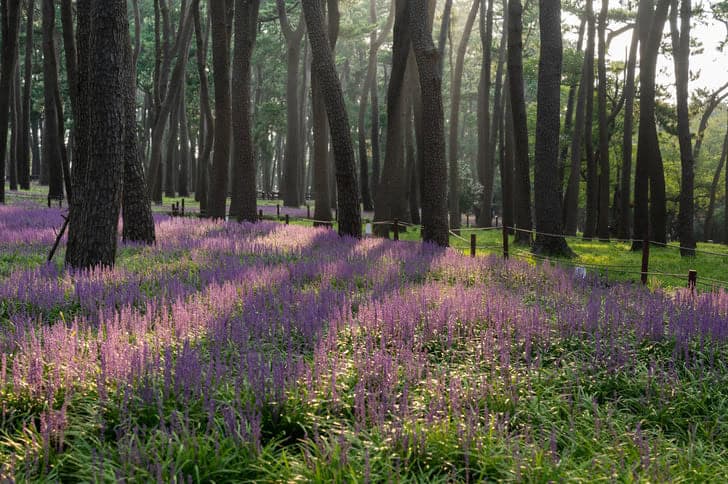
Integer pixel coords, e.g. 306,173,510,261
2,198,728,481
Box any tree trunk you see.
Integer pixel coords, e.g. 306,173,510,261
533,0,572,256
208,0,232,219
583,0,597,239
19,0,33,190
596,0,610,240
477,0,494,227
703,113,727,242
194,0,212,214
632,0,670,248
65,0,127,269
437,0,453,78
178,93,190,197
165,98,181,198
507,0,532,245
0,0,21,204
278,0,305,207
303,0,361,237
617,19,638,239
229,0,260,222
9,63,19,191
122,28,155,245
559,16,586,194
448,0,480,231
670,0,695,255
374,0,411,236
42,0,64,201
410,0,449,246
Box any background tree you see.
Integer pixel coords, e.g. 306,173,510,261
0,0,21,204
533,0,572,256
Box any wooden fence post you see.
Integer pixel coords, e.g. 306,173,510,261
285,214,289,225
258,209,263,221
393,219,399,241
470,234,476,257
502,225,509,260
688,269,697,292
641,238,650,285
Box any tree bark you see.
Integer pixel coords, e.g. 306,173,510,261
230,0,260,222
632,0,670,248
0,0,21,203
448,0,480,231
507,0,532,245
617,18,638,239
533,0,572,256
18,0,33,190
194,0,212,214
477,0,494,227
303,0,362,237
278,0,306,207
374,0,411,236
410,0,449,246
583,0,597,239
703,113,727,242
66,0,128,269
670,0,695,255
596,0,610,240
42,0,64,201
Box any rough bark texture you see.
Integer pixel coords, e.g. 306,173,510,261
374,0,410,236
122,17,155,244
193,0,212,214
596,0,610,240
303,0,362,237
0,0,21,203
533,0,572,256
477,0,494,227
583,0,597,239
448,0,480,231
278,0,306,207
410,0,449,246
358,0,393,212
19,0,33,190
704,113,727,242
632,0,670,248
230,0,260,222
670,0,695,255
507,0,532,245
66,0,127,269
208,0,232,220
617,20,638,239
42,0,64,201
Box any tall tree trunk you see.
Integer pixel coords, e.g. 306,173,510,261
533,0,572,256
230,0,260,222
19,0,33,190
278,0,305,207
208,0,232,219
507,0,532,245
0,0,21,203
632,0,670,248
312,0,331,225
410,0,449,246
448,0,480,231
165,99,181,198
194,0,212,214
489,0,508,226
374,0,411,236
559,16,586,193
562,25,590,235
178,94,190,197
477,0,494,227
583,0,597,239
617,19,639,239
596,0,610,240
370,66,382,202
703,113,727,242
302,0,362,237
670,0,695,255
122,22,155,244
437,0,453,78
42,0,64,201
66,0,127,269
9,63,19,191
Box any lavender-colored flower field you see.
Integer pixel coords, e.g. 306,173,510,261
1,203,728,481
